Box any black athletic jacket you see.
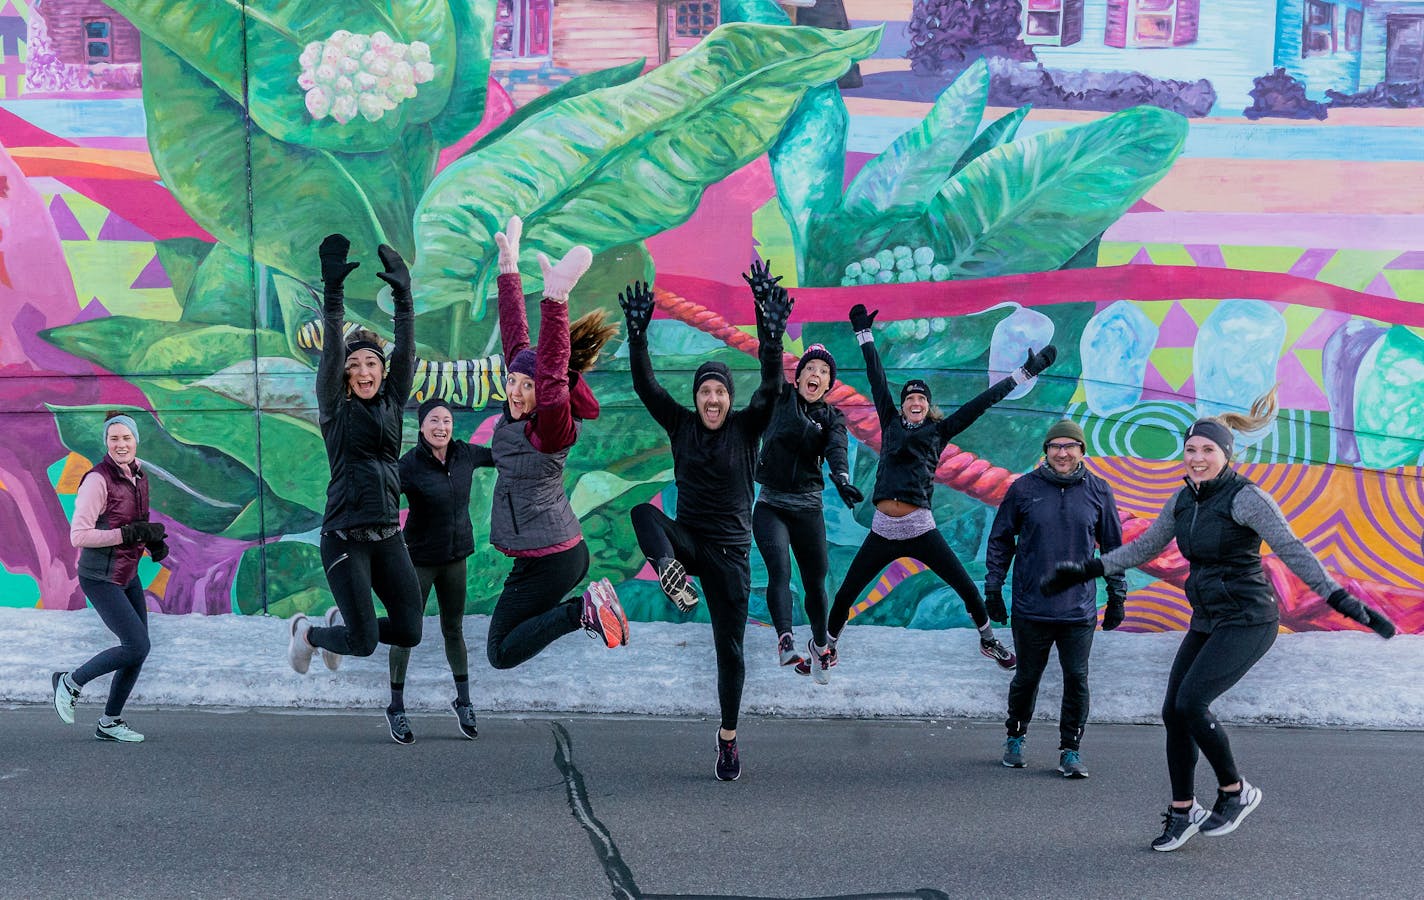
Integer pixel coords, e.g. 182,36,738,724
399,436,493,567
754,383,850,496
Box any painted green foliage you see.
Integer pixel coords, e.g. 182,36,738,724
1355,326,1424,467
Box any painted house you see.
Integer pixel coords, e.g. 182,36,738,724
25,0,140,94
1358,0,1424,85
0,1,27,98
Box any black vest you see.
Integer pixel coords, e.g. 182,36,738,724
1172,469,1278,632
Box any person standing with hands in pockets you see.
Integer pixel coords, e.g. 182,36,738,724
985,419,1126,778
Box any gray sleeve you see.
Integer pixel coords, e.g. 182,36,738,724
1233,485,1342,599
1098,491,1182,576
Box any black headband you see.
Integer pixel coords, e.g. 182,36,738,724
345,339,386,361
1185,419,1234,459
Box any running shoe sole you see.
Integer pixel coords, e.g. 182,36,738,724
584,578,629,648
386,712,415,746
320,607,344,671
94,724,144,743
657,559,699,612
452,702,478,740
1152,809,1207,852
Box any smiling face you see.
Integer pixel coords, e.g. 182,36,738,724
421,407,453,451
696,380,730,430
345,349,384,400
506,372,536,420
901,391,929,426
1044,439,1084,475
1184,436,1228,485
796,359,831,403
106,423,136,466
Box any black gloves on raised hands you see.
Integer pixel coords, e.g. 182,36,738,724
985,588,1008,625
831,473,864,510
1101,597,1125,631
1327,588,1397,639
376,244,411,297
148,539,170,563
849,303,879,335
618,281,656,340
1017,345,1058,381
120,522,166,546
757,285,794,344
741,258,782,303
319,233,359,287
1040,558,1105,596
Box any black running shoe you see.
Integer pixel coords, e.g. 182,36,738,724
385,708,415,745
655,557,699,612
452,700,478,740
1201,781,1262,837
715,732,741,782
1151,803,1208,852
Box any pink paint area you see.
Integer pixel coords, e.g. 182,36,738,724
435,78,516,171
645,158,776,283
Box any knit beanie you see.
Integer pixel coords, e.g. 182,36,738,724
1043,419,1086,449
103,414,139,447
1185,419,1234,460
794,343,837,387
508,348,537,379
418,397,453,427
693,360,734,402
900,379,931,404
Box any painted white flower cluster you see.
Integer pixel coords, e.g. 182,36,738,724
298,30,436,125
841,245,951,286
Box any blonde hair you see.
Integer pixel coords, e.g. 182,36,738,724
568,308,620,374
1210,385,1279,433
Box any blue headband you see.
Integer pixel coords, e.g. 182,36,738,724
104,414,139,447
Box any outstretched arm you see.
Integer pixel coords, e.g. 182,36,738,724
316,234,360,420
621,281,686,433
495,216,530,361
377,245,416,404
742,275,792,430
528,246,593,454
850,304,896,427
937,346,1058,442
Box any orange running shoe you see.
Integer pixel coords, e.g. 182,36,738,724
581,577,629,648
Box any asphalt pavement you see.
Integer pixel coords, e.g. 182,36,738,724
1,707,1419,899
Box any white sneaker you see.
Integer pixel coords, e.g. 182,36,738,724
52,671,80,725
95,718,144,743
288,614,314,674
808,639,831,685
320,606,344,671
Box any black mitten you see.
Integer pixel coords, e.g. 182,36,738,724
757,285,794,344
319,234,359,287
1327,588,1397,639
618,281,655,340
1040,558,1104,596
985,588,1008,625
375,244,411,297
148,539,170,563
1021,345,1058,379
849,303,879,334
119,522,166,545
831,473,863,509
741,258,782,303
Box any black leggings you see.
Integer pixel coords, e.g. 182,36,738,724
486,541,588,670
309,532,423,657
829,528,989,638
1162,623,1277,802
389,559,470,686
73,575,149,718
752,501,830,646
632,504,750,732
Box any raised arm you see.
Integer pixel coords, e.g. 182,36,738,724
850,304,896,427
742,271,791,430
377,244,416,404
316,234,360,420
494,217,531,362
620,280,685,433
937,346,1058,442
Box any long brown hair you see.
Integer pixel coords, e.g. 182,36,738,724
568,309,620,374
1210,384,1279,433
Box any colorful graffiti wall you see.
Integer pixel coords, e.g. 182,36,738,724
0,0,1420,636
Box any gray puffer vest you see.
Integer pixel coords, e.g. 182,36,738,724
489,415,581,553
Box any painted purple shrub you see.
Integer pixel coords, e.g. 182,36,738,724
906,0,1034,76
1327,80,1424,109
988,60,1216,116
1243,68,1327,120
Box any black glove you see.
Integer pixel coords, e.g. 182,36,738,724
1327,588,1397,639
831,473,863,509
319,233,359,287
1040,558,1104,596
119,522,166,546
148,538,170,563
756,285,794,344
618,280,655,340
375,244,411,296
985,587,1008,625
1021,345,1058,379
849,303,879,334
741,258,782,303
1101,596,1125,631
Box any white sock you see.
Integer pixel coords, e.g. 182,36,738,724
99,715,117,727
979,623,994,639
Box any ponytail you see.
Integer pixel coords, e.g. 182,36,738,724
568,308,620,373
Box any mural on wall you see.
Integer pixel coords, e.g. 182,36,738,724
0,0,1419,637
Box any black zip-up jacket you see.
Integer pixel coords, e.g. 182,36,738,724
860,336,1019,510
629,330,782,546
754,382,850,496
316,275,415,533
985,464,1128,622
399,436,493,566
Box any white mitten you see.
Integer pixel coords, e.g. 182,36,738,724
494,215,523,275
538,246,593,303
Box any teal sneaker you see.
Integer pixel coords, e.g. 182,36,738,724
1058,749,1089,779
52,671,80,725
1002,735,1026,768
95,718,144,743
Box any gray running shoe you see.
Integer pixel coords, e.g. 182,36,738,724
52,671,79,725
1002,735,1026,768
1201,780,1262,837
320,606,344,671
95,718,144,743
452,700,478,740
807,639,831,685
1057,748,1089,779
385,708,415,745
655,557,699,612
1151,803,1209,852
287,614,314,674
777,632,803,667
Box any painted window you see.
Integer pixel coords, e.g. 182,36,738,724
1105,0,1199,47
493,0,552,60
672,1,718,40
1022,0,1084,46
1303,0,1337,56
1344,8,1363,52
1385,14,1424,82
83,17,112,63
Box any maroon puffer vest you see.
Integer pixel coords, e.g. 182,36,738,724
76,454,151,586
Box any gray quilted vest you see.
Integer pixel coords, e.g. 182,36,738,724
489,416,581,552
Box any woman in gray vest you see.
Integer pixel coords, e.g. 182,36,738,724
483,216,629,669
52,413,168,742
1042,388,1396,852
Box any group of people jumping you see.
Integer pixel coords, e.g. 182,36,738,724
50,221,1397,851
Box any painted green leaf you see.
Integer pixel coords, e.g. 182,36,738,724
108,0,457,152
154,238,215,308
467,58,647,155
1355,325,1424,467
950,104,1030,177
182,242,259,327
234,540,333,617
842,57,988,218
720,0,793,24
412,23,882,325
143,39,433,301
770,83,849,287
428,0,496,146
928,105,1187,279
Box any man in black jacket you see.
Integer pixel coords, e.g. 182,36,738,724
984,419,1126,778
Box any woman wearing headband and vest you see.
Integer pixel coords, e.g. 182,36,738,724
1041,388,1396,851
286,235,426,705
52,413,168,742
825,304,1057,673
